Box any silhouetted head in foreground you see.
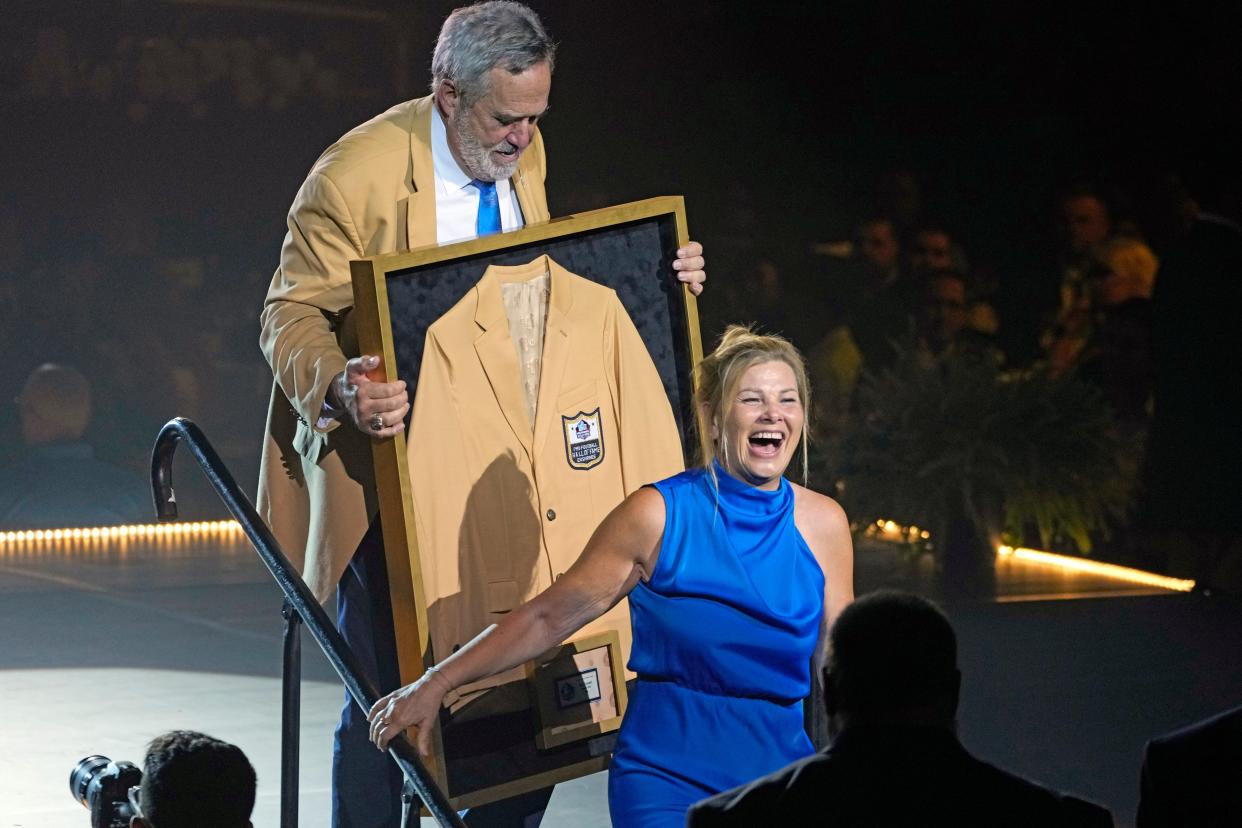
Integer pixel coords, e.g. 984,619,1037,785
823,590,961,733
133,730,256,828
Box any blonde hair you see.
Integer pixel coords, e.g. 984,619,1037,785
1097,237,1159,297
694,325,812,486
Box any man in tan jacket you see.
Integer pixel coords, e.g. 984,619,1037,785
256,4,705,825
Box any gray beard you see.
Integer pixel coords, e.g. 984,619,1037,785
452,109,520,182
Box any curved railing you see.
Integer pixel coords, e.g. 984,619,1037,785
151,417,464,828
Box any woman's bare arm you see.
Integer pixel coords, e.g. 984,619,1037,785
369,485,666,752
793,485,855,677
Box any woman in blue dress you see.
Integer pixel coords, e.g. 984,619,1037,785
369,326,855,826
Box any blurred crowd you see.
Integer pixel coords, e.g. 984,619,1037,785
12,21,390,120
703,172,1169,439
699,168,1242,586
4,159,1240,576
0,198,268,474
3,16,1240,588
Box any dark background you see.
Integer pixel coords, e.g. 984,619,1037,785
2,5,1239,824
1,0,1238,497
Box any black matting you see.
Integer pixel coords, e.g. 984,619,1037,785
376,208,695,800
385,215,694,453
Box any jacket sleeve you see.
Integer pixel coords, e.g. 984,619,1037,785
1135,739,1169,828
685,779,780,828
605,294,686,493
259,170,364,431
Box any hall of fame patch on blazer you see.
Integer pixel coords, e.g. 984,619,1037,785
562,409,605,470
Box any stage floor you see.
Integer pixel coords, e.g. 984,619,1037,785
2,529,1238,827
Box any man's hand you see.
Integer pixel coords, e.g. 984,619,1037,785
673,241,707,296
332,355,409,438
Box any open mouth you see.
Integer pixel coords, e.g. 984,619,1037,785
747,431,784,457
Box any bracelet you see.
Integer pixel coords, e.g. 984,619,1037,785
424,665,453,693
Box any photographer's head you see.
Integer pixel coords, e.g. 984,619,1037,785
131,731,255,828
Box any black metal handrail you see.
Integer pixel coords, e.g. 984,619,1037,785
151,417,464,828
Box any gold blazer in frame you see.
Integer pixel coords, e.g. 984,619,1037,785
408,255,685,701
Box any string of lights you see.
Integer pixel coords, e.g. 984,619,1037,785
0,518,1196,592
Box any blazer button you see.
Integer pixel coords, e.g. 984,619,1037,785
546,509,556,521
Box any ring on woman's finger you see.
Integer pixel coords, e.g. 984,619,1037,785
370,413,385,431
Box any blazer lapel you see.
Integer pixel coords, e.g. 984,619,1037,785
532,258,574,458
473,270,534,461
406,96,437,249
513,132,550,226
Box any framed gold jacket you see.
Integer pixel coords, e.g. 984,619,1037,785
351,196,702,808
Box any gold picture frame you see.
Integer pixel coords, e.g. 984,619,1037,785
350,196,702,808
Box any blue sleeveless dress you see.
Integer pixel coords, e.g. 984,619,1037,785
607,463,825,827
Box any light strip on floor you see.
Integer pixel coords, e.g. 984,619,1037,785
0,520,244,545
997,545,1196,592
863,517,1196,593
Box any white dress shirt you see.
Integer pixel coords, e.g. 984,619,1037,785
430,103,525,244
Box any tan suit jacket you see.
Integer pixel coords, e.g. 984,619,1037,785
257,95,551,601
408,256,685,698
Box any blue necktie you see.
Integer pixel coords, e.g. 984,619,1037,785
473,179,501,236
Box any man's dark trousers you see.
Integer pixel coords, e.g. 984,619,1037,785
331,519,553,828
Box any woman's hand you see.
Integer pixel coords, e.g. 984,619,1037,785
363,487,666,754
367,670,450,754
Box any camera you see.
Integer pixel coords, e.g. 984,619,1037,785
69,755,143,828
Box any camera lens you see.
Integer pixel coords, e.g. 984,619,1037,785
70,755,142,828
69,755,111,808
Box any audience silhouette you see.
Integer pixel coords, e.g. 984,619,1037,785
1137,704,1242,827
0,363,150,529
686,590,1113,827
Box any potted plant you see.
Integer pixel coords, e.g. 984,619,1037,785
822,344,1131,596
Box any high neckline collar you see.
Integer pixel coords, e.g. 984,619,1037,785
710,460,791,515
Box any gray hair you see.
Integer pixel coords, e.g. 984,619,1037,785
430,2,555,106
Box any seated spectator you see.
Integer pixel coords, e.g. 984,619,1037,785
1076,237,1158,423
874,168,924,241
917,270,1003,363
809,216,918,395
0,363,150,529
1137,704,1242,828
131,730,257,828
843,216,918,372
686,591,1112,827
805,325,863,440
911,223,969,275
1063,189,1113,259
857,215,903,289
1038,187,1116,370
919,269,969,355
703,254,825,357
746,257,796,343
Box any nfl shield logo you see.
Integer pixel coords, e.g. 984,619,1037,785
562,408,604,470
